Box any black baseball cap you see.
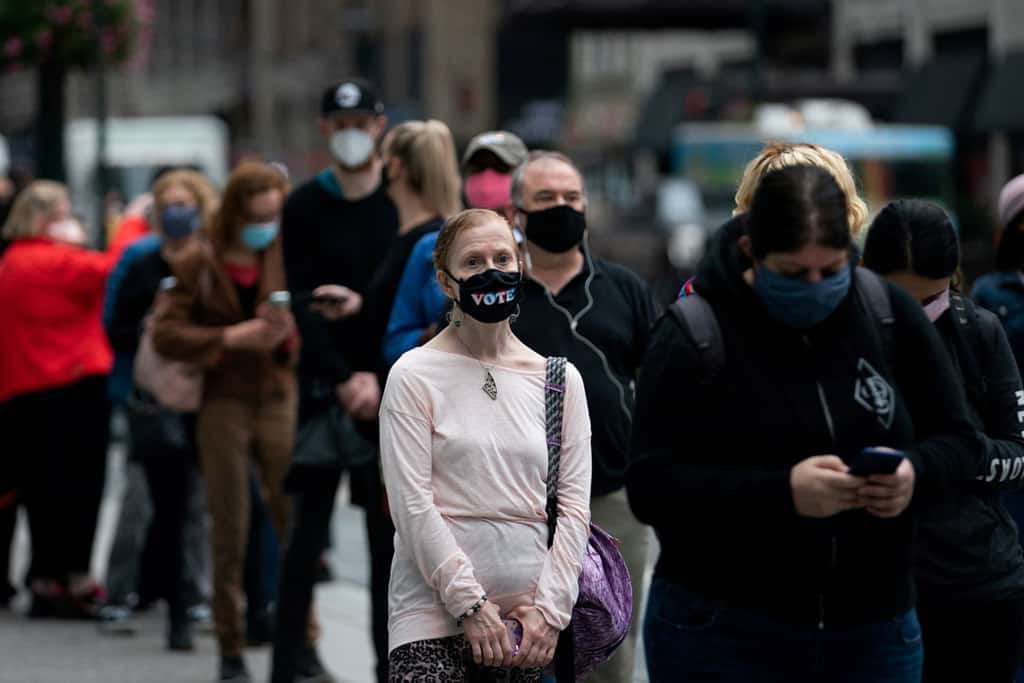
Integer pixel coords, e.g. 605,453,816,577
320,78,384,117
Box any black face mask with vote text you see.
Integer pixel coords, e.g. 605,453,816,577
445,268,521,323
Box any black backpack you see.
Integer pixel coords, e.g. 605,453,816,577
669,267,895,382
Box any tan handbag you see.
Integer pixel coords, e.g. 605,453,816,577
132,268,210,413
133,314,204,413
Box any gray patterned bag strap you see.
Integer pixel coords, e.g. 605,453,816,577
544,356,567,550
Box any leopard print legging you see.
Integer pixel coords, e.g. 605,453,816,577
388,635,543,682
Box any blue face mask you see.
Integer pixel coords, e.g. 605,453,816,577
753,263,852,329
161,205,200,239
240,222,278,251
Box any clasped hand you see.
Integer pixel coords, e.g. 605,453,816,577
463,603,558,670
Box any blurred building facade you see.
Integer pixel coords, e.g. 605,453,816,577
832,0,1024,233
0,0,502,180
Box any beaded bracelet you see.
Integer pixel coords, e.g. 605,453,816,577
456,595,488,627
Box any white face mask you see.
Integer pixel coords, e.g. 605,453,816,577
329,128,375,169
46,218,87,246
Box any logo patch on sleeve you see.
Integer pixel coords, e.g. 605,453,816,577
854,358,895,429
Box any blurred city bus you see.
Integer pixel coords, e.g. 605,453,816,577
656,102,955,277
66,116,230,242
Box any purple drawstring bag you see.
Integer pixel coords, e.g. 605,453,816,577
545,358,633,681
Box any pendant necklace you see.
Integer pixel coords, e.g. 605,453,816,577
452,331,498,400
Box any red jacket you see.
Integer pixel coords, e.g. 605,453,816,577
0,239,121,402
109,214,150,253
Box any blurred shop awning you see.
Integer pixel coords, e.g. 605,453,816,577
502,0,829,29
893,51,987,129
974,52,1024,132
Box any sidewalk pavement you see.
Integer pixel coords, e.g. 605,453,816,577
0,442,376,683
0,434,652,683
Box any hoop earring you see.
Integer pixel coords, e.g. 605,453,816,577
510,304,520,323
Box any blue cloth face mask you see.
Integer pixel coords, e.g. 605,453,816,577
160,205,201,239
753,263,852,329
240,222,279,251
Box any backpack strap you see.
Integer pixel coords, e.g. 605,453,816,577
669,294,725,381
544,356,567,550
854,267,895,368
949,292,988,406
670,270,893,380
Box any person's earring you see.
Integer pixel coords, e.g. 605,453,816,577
447,304,462,328
510,304,520,323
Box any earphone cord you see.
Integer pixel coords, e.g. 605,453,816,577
538,236,633,423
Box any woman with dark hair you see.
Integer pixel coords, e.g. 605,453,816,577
628,165,980,682
152,161,301,683
862,198,1024,683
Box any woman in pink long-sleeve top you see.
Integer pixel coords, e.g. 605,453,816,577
380,208,592,680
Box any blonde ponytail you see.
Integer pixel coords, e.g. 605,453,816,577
384,119,463,218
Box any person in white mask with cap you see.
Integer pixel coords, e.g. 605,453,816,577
274,78,399,683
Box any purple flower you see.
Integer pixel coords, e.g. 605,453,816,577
36,29,54,51
3,37,23,59
46,5,74,25
101,31,118,55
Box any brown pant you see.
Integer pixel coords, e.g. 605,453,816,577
197,393,315,656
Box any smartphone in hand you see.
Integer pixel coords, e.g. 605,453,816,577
849,447,905,477
503,618,523,657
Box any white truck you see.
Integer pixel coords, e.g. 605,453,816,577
65,116,230,242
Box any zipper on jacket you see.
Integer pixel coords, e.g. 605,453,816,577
806,335,840,632
815,381,836,444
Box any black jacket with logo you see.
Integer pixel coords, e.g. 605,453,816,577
627,218,982,627
915,300,1024,609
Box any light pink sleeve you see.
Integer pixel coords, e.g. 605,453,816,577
379,364,486,620
533,362,592,630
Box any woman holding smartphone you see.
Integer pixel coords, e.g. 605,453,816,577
628,165,980,682
152,160,300,683
863,199,1024,683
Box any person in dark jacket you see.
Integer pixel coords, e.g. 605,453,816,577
973,172,1024,683
273,77,396,683
974,174,1024,374
863,199,1024,683
627,165,981,683
273,115,461,683
105,169,217,649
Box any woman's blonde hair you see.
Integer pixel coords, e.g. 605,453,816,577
1,180,68,240
150,169,220,236
383,119,462,218
734,143,869,237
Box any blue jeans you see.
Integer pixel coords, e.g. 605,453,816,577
644,578,923,683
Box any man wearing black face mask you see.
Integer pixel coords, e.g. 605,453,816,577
509,151,656,683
